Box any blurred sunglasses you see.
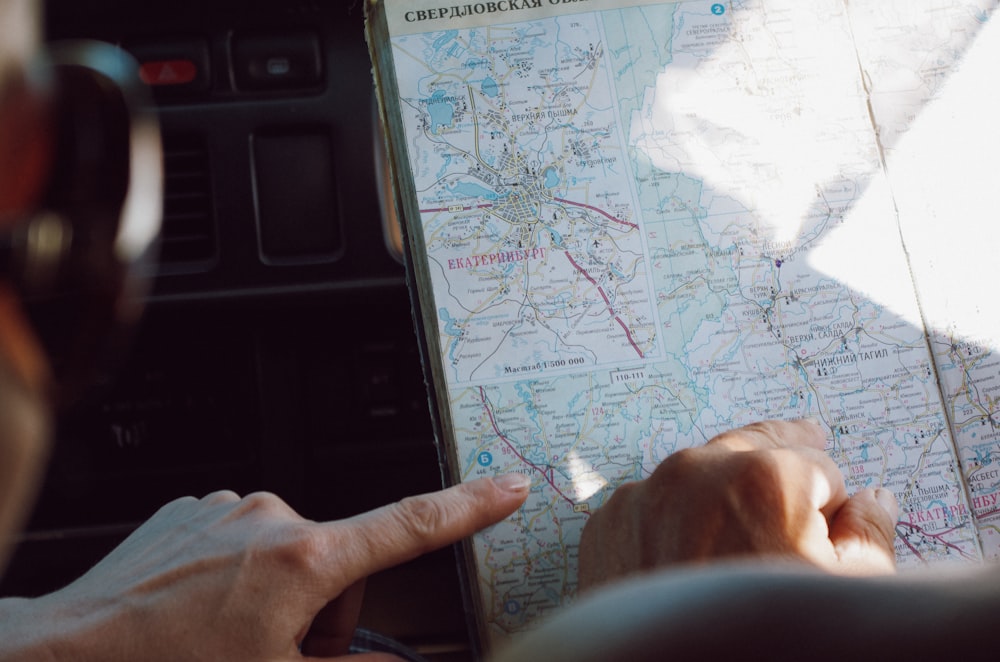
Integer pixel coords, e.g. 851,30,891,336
0,41,162,407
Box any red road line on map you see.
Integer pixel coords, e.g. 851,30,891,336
479,387,582,513
613,317,641,349
897,521,977,561
896,529,925,561
569,255,612,307
563,251,644,359
553,196,638,230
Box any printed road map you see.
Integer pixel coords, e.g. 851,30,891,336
387,0,999,643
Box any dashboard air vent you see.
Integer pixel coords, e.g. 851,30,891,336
159,134,216,267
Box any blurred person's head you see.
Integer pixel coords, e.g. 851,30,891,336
0,0,55,572
0,0,161,572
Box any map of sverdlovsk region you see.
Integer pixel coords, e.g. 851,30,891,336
392,15,660,385
389,0,997,644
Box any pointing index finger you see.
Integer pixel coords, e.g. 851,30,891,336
325,474,530,584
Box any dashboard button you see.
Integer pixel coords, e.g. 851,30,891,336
139,59,198,86
126,38,210,95
232,31,322,91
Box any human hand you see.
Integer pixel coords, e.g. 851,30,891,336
9,474,530,661
578,420,898,591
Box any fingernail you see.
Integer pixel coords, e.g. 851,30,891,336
875,488,899,522
804,416,824,428
493,472,531,492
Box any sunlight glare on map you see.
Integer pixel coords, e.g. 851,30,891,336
565,451,607,502
636,5,868,246
878,12,1000,350
811,11,1000,335
807,175,924,326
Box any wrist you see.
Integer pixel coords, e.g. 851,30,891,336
0,596,60,661
0,590,122,662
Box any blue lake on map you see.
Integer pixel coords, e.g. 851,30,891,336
481,76,499,98
449,182,503,200
432,30,458,51
427,90,455,133
543,166,560,189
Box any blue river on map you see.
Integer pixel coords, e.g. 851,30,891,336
439,308,463,366
435,154,453,180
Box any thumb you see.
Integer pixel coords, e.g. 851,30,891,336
828,487,898,575
328,473,531,581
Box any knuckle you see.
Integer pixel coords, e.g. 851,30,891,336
288,526,327,567
663,446,703,471
269,523,327,574
707,428,756,451
742,420,782,436
201,490,241,505
709,420,793,452
727,451,786,502
652,446,709,485
239,491,293,516
593,479,638,519
736,421,783,446
738,449,783,481
150,495,199,519
610,478,640,501
856,497,897,546
242,491,278,507
164,494,199,508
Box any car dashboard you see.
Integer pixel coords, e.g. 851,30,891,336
0,0,471,658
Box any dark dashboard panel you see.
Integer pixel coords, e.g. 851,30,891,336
2,1,471,657
44,0,402,297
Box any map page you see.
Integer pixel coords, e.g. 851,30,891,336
379,0,996,645
846,0,1000,559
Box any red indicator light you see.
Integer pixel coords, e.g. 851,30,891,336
139,60,197,86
